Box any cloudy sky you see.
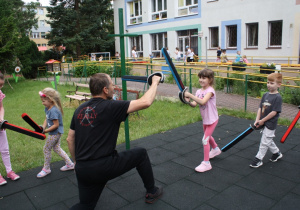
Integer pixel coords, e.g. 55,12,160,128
23,0,51,6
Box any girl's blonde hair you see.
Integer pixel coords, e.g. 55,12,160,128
198,68,215,86
41,88,64,115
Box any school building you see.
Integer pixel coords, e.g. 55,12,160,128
113,0,300,63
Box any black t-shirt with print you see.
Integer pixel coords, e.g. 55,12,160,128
259,92,282,130
70,98,130,161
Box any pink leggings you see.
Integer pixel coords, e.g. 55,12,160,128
202,120,218,161
43,134,73,170
0,129,12,175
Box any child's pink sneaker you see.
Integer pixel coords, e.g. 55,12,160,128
209,147,222,159
60,164,74,171
37,168,51,178
195,161,212,172
7,171,20,181
0,175,7,185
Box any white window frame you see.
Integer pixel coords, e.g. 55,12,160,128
39,8,44,15
268,20,282,48
246,23,258,48
130,35,143,57
151,33,167,57
40,20,45,27
31,32,39,39
178,0,198,17
209,27,219,49
226,25,237,49
151,0,167,21
128,0,142,25
41,32,46,39
177,29,198,55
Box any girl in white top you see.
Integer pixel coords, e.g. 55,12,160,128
175,47,181,61
132,46,137,61
184,68,221,172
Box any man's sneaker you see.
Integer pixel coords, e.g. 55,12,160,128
37,168,51,178
0,175,7,185
7,171,20,181
270,152,283,162
250,158,263,168
209,147,222,159
60,164,75,171
195,161,212,172
145,186,163,204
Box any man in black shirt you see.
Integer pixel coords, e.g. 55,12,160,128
67,73,163,210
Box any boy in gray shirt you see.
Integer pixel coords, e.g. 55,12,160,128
250,73,283,168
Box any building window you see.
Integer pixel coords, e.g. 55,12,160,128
128,0,142,25
31,32,40,39
151,0,167,21
39,8,44,15
246,23,258,48
226,25,237,49
130,35,143,57
178,0,198,16
177,29,198,55
40,20,45,27
268,20,282,47
41,32,46,38
151,33,167,57
42,44,47,46
209,27,219,49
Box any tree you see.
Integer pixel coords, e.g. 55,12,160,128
0,0,39,76
46,0,114,58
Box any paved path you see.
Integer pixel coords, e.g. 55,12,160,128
1,115,300,209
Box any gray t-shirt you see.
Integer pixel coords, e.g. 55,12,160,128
259,92,282,130
45,106,64,135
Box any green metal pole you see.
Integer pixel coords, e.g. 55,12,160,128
245,74,248,111
189,68,192,93
227,65,230,93
184,68,186,86
119,8,130,150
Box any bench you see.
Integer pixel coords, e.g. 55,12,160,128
65,83,91,102
65,83,140,103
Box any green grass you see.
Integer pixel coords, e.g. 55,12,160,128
0,78,296,175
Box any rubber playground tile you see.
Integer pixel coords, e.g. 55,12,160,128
161,139,199,155
193,203,218,210
106,173,150,202
270,193,300,210
260,161,300,183
171,150,203,170
217,115,241,125
206,185,276,210
156,130,189,142
161,179,216,210
236,171,296,200
213,155,256,176
94,187,130,210
280,149,300,166
183,133,202,145
186,166,243,192
152,161,193,185
25,178,78,209
118,198,176,210
147,147,178,165
131,136,168,150
0,192,35,210
292,183,300,196
235,146,262,161
217,122,253,133
42,202,69,210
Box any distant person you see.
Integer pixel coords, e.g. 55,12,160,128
175,47,181,61
186,48,194,62
37,88,74,178
250,73,283,168
221,49,228,63
184,69,221,172
132,46,137,61
0,73,20,186
242,55,249,63
67,73,163,209
216,46,221,62
99,55,103,62
235,51,242,62
115,52,120,59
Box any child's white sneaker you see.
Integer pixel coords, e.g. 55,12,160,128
209,147,222,159
60,164,74,171
195,161,212,172
37,168,51,178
